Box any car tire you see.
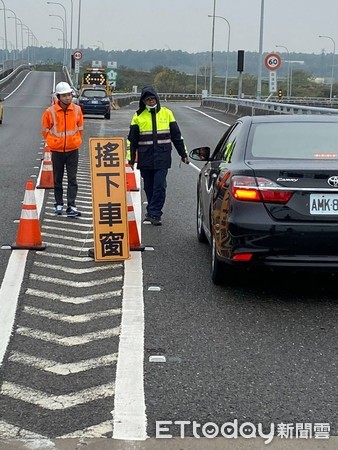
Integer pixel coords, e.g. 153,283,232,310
211,233,225,285
105,112,111,119
197,194,207,243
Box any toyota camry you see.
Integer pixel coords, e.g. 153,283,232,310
189,114,338,284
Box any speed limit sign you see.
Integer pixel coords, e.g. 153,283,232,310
265,52,281,71
73,50,83,61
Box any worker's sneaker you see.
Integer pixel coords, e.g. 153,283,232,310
66,206,81,217
151,217,162,226
55,205,63,215
143,214,152,223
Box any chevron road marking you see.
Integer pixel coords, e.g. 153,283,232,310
59,419,113,438
1,381,115,409
8,351,118,374
29,274,122,287
42,225,93,234
43,232,94,243
44,242,91,252
45,212,93,221
36,252,93,262
23,305,122,323
44,218,93,228
0,420,47,438
25,288,121,303
16,326,120,345
46,203,93,211
33,261,121,274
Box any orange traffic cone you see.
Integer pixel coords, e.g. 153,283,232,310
125,163,139,192
127,192,145,251
12,180,46,250
37,146,54,189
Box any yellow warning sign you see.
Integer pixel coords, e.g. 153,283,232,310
89,137,130,262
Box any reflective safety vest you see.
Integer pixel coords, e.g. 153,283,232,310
41,102,84,152
128,106,186,169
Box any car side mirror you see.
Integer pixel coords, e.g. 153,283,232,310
189,147,211,161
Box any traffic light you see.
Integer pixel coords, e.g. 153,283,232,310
71,54,75,70
278,89,283,99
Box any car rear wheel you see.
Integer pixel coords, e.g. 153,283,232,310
197,195,207,243
105,112,111,119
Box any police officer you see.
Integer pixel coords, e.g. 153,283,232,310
128,86,189,226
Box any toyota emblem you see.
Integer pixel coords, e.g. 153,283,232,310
328,176,338,187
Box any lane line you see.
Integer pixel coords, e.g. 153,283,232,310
113,170,147,440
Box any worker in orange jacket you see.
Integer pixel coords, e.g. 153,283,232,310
41,81,84,217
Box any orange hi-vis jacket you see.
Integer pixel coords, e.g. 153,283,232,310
41,102,84,152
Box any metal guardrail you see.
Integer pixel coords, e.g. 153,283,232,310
3,67,338,116
201,96,338,116
0,62,32,89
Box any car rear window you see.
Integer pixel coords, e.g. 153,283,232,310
82,90,107,98
248,122,338,160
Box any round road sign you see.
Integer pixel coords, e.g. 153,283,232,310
73,50,83,61
264,52,281,71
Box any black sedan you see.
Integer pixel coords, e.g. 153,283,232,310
189,114,338,284
77,87,111,119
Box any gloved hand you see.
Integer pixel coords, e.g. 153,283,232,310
181,156,189,164
128,161,135,170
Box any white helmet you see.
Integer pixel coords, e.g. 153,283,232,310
55,81,72,95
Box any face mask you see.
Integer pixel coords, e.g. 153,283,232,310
146,104,157,111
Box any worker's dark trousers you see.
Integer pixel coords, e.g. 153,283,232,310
140,168,168,219
51,149,79,207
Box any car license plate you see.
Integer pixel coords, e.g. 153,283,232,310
310,194,338,214
91,100,98,104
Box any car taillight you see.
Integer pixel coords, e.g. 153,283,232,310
231,176,293,204
232,253,253,261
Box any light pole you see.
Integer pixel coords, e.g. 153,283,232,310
256,0,265,99
209,0,217,95
75,0,82,87
319,35,335,103
51,26,66,65
50,14,66,64
275,44,290,99
0,0,8,60
47,2,68,67
2,8,18,60
208,14,231,96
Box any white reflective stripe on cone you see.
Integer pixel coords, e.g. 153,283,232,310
20,209,38,219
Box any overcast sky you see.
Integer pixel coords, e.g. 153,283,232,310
2,0,338,56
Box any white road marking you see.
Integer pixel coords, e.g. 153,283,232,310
42,232,94,243
1,381,115,409
59,420,113,438
29,274,121,287
44,217,93,227
44,242,91,252
184,105,231,125
0,251,28,366
113,169,147,441
25,288,121,304
0,188,45,366
8,351,118,374
0,420,47,439
16,326,120,345
42,225,92,234
23,305,121,323
33,261,120,274
35,252,93,262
